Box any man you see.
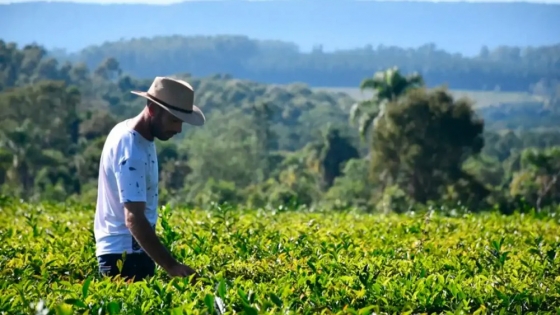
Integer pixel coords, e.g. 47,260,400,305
94,76,205,282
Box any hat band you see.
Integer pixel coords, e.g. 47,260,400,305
147,92,193,114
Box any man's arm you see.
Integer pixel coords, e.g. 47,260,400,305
124,201,178,272
115,156,178,272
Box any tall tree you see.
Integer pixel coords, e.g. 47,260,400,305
0,80,82,198
349,67,424,142
250,102,279,182
370,86,486,204
510,146,560,212
317,126,360,190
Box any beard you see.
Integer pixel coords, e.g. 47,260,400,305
149,116,172,141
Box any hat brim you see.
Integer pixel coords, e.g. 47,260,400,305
131,91,205,126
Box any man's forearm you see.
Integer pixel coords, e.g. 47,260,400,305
127,213,177,271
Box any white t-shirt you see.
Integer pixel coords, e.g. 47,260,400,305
94,119,159,257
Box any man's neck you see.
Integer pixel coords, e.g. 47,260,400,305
128,113,154,142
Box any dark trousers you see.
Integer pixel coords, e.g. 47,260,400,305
97,252,155,282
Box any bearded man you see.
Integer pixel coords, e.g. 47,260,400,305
93,77,205,282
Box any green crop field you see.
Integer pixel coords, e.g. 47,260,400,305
313,87,545,108
1,200,559,314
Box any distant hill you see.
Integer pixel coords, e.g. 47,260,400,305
26,35,560,92
1,0,559,55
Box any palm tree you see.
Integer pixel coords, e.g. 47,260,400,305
350,66,424,141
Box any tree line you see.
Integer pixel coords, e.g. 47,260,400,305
2,39,560,214
51,35,560,92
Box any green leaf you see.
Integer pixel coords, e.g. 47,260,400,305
358,305,375,315
64,298,86,308
242,305,259,315
204,294,215,314
269,293,283,307
217,279,227,298
81,276,92,299
107,301,121,314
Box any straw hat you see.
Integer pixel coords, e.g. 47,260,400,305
131,76,205,126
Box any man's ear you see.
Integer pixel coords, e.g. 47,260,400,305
146,101,158,116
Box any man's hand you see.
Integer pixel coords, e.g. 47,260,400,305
124,201,200,282
166,262,200,283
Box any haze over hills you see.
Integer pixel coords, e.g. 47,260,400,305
1,0,559,56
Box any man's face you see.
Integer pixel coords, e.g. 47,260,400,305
149,104,183,141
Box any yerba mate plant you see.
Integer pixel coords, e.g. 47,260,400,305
0,199,559,314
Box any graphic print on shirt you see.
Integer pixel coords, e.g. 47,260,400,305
147,152,159,203
115,156,148,203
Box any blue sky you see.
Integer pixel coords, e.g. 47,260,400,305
1,0,560,3
2,0,558,55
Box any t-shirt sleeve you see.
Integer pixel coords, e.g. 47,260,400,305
115,157,147,203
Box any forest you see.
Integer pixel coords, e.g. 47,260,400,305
3,30,560,314
53,35,560,91
1,37,560,214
